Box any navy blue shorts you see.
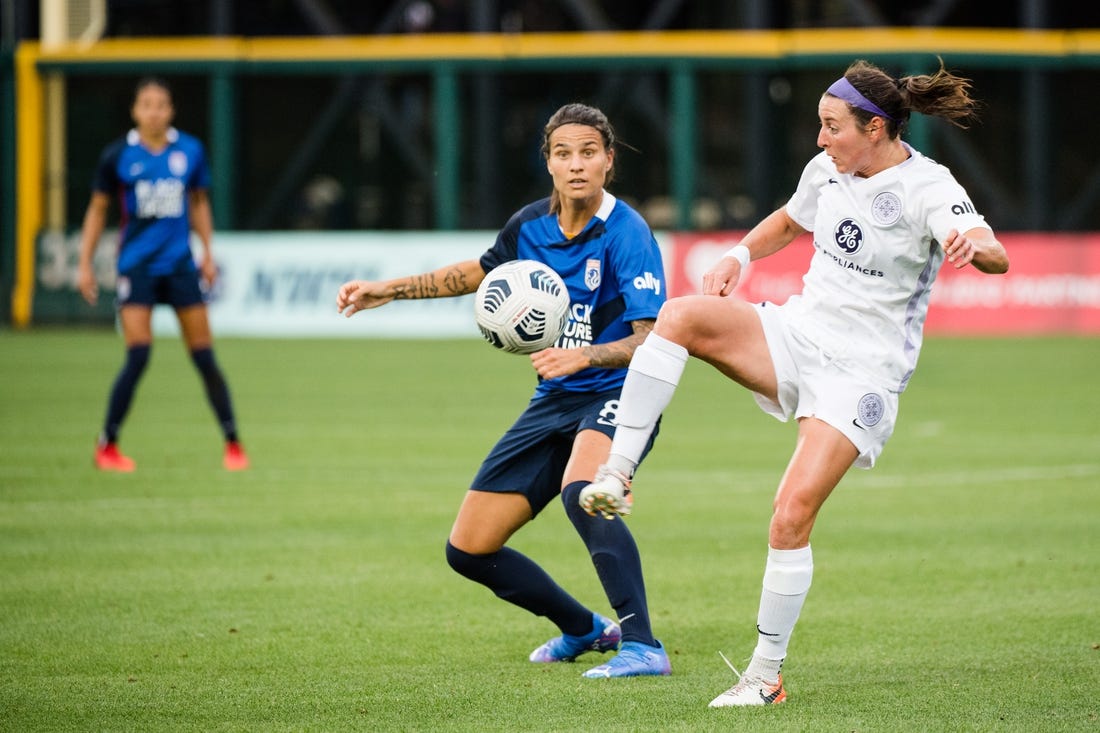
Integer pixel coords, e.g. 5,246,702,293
470,388,659,517
116,268,204,308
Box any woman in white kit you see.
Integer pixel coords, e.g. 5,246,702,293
578,58,1010,707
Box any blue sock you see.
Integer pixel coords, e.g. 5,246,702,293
190,347,239,442
562,481,656,646
445,541,593,636
102,344,150,443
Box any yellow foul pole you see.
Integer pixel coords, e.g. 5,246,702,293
12,42,43,329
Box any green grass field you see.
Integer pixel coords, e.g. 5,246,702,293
1,329,1098,732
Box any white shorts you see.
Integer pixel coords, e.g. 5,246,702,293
751,301,898,469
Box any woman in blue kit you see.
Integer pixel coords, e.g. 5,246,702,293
77,77,248,472
337,103,671,678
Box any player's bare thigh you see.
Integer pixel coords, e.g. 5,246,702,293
450,491,532,555
561,429,610,488
449,429,609,554
176,303,213,350
118,304,153,346
655,295,778,401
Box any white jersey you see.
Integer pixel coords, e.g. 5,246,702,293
783,143,990,392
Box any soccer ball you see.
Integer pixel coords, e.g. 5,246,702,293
474,260,570,354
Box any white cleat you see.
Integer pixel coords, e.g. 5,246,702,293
708,672,787,707
708,654,787,707
578,466,633,519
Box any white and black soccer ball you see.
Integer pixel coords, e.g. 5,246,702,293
474,260,570,354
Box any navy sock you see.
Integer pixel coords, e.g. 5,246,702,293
562,481,656,646
102,344,151,443
190,347,239,442
445,541,593,636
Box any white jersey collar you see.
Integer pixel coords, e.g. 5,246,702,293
558,189,617,238
595,189,617,221
897,141,918,168
126,127,180,146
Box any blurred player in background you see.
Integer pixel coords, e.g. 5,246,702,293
77,77,248,472
338,103,671,678
579,59,1009,705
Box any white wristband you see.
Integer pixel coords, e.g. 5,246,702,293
724,244,750,270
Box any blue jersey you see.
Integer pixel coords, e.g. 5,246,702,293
92,127,210,276
480,191,666,396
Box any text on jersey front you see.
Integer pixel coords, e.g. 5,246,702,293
135,178,185,218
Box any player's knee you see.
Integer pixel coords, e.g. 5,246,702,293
771,494,819,538
124,344,151,375
445,541,491,582
653,300,692,343
560,482,586,522
768,516,814,549
655,296,711,342
562,481,632,555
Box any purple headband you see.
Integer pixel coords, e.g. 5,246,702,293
826,77,897,122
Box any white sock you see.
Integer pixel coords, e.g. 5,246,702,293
607,333,689,474
749,545,813,678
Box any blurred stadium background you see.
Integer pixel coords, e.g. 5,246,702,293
2,0,1099,332
2,6,1098,730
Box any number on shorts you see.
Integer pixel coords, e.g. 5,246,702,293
597,399,620,428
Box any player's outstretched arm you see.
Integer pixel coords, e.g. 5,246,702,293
338,259,486,318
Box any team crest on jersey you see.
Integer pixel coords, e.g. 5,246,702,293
168,151,188,177
584,259,602,290
871,192,902,225
857,393,885,427
833,218,864,255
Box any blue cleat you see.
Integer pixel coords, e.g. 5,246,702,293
582,639,672,678
529,613,621,663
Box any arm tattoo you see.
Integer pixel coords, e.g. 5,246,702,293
394,266,472,300
442,267,472,295
584,319,655,368
393,274,435,300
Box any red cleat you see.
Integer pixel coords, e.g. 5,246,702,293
95,441,136,472
223,441,250,471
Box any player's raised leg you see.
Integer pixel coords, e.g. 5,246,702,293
579,332,689,517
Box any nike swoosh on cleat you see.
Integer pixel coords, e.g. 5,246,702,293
760,687,784,704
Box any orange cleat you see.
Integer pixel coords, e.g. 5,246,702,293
223,441,250,471
95,441,136,472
